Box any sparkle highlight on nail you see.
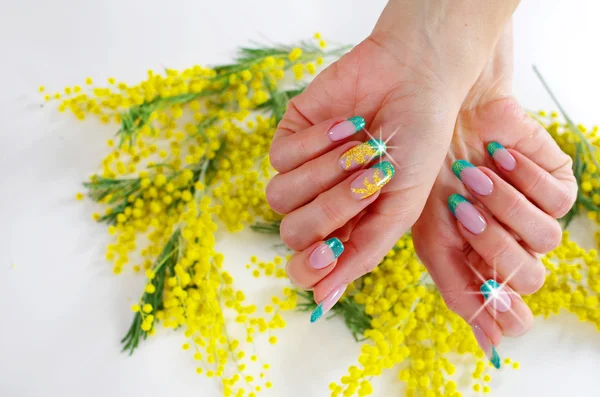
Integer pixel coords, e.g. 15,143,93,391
486,142,505,157
452,159,475,180
339,139,386,170
325,237,344,259
480,279,501,300
348,116,366,132
447,193,468,216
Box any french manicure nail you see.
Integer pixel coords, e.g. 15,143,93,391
471,325,501,369
339,139,386,171
448,194,487,234
328,116,366,141
310,284,347,323
350,161,395,200
481,279,512,313
452,160,493,196
487,142,516,171
309,238,344,269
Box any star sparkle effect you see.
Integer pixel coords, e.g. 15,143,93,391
361,124,528,327
464,261,526,327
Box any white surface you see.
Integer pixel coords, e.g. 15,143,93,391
1,1,599,396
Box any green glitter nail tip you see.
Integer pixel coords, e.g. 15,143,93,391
371,161,395,177
325,237,345,259
310,303,323,323
481,279,501,300
452,159,474,180
348,116,366,132
367,138,386,155
490,346,501,369
487,142,505,157
447,193,468,216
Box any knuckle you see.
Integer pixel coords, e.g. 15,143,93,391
316,195,344,228
524,169,548,196
504,192,526,221
265,178,288,214
483,236,512,266
548,184,576,218
285,260,314,290
536,220,562,253
279,217,303,251
268,140,286,173
306,162,326,193
520,259,546,295
509,316,533,337
359,258,379,276
440,288,465,315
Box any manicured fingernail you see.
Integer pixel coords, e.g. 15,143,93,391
487,142,516,171
448,194,487,234
452,160,493,196
471,325,501,369
309,238,344,269
481,279,511,313
339,139,386,171
310,284,347,323
328,116,365,141
350,161,395,200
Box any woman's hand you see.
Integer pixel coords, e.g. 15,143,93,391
267,0,520,318
412,25,577,363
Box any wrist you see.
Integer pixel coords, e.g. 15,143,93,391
371,0,519,94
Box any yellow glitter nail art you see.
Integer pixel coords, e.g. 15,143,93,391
339,139,386,170
351,161,395,199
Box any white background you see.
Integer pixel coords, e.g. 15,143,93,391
1,1,599,396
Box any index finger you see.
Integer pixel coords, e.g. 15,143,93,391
269,116,366,173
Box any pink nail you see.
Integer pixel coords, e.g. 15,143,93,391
481,280,512,313
448,194,487,234
309,238,344,269
328,116,365,141
471,325,493,358
471,325,501,368
452,160,493,196
310,284,348,323
487,142,516,171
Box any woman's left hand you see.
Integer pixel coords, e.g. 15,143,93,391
412,25,577,362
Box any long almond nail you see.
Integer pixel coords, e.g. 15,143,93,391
339,139,386,171
309,238,344,269
471,325,501,369
452,160,493,196
487,142,516,171
310,284,347,323
328,116,365,141
481,279,511,313
350,161,395,200
448,194,487,234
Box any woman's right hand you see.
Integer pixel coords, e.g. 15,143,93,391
267,0,520,318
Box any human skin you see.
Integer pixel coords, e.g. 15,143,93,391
265,0,574,354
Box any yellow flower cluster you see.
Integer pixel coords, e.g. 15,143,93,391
537,111,600,227
329,229,598,397
330,235,504,397
50,30,600,397
46,35,344,396
525,231,600,329
246,254,289,280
